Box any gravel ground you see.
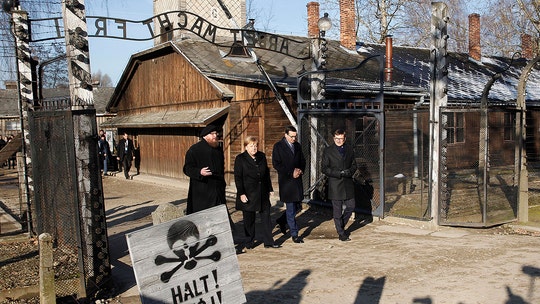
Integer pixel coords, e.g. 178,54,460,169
2,167,540,304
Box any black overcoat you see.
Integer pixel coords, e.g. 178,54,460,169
117,138,134,161
322,143,357,200
272,137,306,202
183,139,226,214
233,151,273,212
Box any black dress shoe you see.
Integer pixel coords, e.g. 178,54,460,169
276,221,287,235
264,244,281,248
245,241,255,249
339,235,351,242
292,236,304,243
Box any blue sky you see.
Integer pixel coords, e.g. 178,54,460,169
86,0,311,85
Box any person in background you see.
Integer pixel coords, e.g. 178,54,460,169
0,135,6,168
272,125,306,244
0,134,6,150
116,132,135,179
234,136,280,249
98,134,111,176
7,135,16,169
0,135,5,168
183,125,226,215
322,128,357,241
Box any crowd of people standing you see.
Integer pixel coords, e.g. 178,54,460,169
97,130,138,179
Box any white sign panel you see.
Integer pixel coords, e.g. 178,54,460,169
126,204,246,304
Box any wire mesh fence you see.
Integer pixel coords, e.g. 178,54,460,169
384,109,431,220
298,106,530,226
439,108,519,226
29,108,110,300
299,111,383,217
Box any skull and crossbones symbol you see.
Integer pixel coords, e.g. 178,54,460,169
155,220,221,283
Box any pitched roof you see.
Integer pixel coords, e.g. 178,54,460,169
111,34,540,107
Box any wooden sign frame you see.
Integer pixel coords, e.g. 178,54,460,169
126,204,246,304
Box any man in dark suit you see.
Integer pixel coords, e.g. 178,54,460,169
116,132,136,179
322,128,357,241
272,125,306,244
183,125,226,215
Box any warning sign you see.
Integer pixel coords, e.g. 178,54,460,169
126,204,246,303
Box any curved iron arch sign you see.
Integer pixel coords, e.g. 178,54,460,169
29,10,311,59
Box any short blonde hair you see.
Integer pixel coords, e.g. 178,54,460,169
244,136,258,147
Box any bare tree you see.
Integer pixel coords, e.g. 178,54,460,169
100,74,112,87
1,1,68,89
355,0,407,43
396,0,470,53
1,0,117,89
246,0,277,33
92,70,113,87
317,0,471,52
480,0,538,57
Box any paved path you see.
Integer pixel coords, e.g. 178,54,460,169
101,173,540,304
2,169,540,303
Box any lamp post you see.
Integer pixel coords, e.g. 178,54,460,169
308,13,331,198
317,13,331,68
310,13,331,102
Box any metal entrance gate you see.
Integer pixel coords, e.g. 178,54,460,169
438,108,519,226
300,112,384,217
29,108,111,299
384,109,431,220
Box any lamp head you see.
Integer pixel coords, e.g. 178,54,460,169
2,0,19,13
318,13,332,33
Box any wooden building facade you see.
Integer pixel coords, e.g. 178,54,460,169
99,1,540,226
102,42,298,182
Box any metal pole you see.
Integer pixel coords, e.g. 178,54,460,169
515,56,540,222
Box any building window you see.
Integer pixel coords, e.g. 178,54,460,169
446,112,464,144
6,120,21,131
503,112,515,141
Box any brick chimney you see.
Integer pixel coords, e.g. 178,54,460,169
468,13,481,61
307,2,320,38
340,0,356,50
521,33,533,60
385,36,393,83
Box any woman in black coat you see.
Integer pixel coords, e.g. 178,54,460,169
234,136,280,249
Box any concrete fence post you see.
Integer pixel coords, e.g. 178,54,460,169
39,233,56,304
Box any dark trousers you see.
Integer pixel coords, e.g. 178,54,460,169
243,208,273,246
277,202,301,237
8,156,16,169
332,198,355,237
122,157,131,179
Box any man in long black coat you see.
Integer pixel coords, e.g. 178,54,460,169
116,132,135,179
322,128,357,241
272,125,306,243
183,125,226,215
